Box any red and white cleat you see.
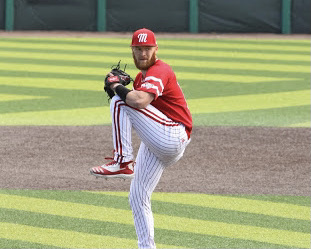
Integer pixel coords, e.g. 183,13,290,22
90,158,134,179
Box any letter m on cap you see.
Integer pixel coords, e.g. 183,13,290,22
138,33,148,43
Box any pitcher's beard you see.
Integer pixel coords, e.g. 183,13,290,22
133,52,157,70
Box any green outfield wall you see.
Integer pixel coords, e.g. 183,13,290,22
0,0,310,33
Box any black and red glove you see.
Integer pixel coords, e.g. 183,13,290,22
104,61,133,99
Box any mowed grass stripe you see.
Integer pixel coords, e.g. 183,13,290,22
191,105,310,127
1,36,309,47
227,195,311,206
169,59,310,73
1,45,309,62
0,62,113,76
0,194,134,225
0,86,308,127
0,208,137,240
0,77,103,91
0,36,308,127
0,42,309,75
1,66,297,84
0,93,48,101
0,85,308,127
0,222,142,249
0,193,309,248
0,54,308,81
160,38,310,47
1,54,309,73
0,38,309,53
0,54,310,72
188,90,309,114
0,208,300,249
160,42,310,54
0,107,111,126
1,190,308,233
1,46,309,65
0,65,305,85
0,75,307,97
0,238,60,249
155,215,310,248
1,56,304,82
99,192,310,221
0,38,310,57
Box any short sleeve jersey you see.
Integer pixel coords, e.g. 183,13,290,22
133,60,192,137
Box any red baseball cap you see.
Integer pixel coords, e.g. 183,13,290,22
131,28,157,47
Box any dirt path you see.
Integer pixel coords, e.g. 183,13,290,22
1,126,310,196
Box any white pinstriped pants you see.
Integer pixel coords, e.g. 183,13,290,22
110,96,190,249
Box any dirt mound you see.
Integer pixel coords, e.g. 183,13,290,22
1,126,309,195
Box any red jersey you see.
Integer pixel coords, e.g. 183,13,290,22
133,60,192,137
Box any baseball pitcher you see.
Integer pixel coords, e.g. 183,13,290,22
90,28,192,249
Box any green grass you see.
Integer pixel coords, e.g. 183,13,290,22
0,189,310,248
0,36,309,127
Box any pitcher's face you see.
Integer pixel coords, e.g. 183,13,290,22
132,46,158,70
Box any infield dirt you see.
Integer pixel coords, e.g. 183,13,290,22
1,126,310,196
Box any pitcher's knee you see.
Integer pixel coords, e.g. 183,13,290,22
110,95,121,106
110,95,123,113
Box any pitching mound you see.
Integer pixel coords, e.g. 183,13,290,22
1,126,310,196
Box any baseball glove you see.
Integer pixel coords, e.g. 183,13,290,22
104,61,133,99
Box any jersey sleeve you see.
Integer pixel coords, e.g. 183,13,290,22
135,64,168,100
